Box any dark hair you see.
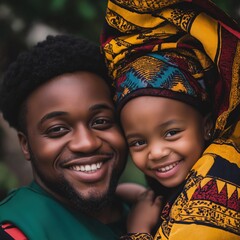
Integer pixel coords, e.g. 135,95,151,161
0,34,111,132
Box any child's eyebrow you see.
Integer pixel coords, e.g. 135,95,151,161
158,119,185,129
125,119,185,140
125,133,143,140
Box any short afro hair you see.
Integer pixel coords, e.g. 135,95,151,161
0,34,111,131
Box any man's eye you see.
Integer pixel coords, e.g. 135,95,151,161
93,119,109,125
46,126,69,137
92,118,113,129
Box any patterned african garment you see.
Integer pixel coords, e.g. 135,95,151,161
101,0,240,239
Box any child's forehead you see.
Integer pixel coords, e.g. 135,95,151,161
120,96,202,126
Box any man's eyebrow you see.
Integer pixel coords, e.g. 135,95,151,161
39,104,113,125
39,111,68,125
89,103,114,112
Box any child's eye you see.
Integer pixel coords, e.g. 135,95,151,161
129,139,147,147
46,126,69,138
165,129,181,137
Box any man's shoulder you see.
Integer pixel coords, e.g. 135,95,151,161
0,183,47,208
0,187,28,207
0,182,59,222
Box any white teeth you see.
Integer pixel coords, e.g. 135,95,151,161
70,162,103,172
80,166,85,171
157,162,179,173
85,165,91,171
91,164,97,171
76,166,81,171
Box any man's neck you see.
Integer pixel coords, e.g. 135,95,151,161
91,198,124,224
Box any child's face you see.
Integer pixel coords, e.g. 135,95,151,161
120,96,211,188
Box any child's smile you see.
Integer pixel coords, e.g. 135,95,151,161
152,159,183,180
121,96,212,188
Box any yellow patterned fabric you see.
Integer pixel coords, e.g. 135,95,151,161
120,232,153,240
101,0,240,239
101,0,240,142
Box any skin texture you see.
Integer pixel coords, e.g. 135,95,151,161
116,183,146,204
120,96,213,232
126,189,162,233
18,71,128,223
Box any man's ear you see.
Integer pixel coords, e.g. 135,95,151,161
203,113,214,141
18,132,31,161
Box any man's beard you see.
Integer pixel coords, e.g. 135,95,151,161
55,171,120,214
29,150,123,215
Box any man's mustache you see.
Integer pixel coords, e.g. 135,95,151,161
61,152,114,164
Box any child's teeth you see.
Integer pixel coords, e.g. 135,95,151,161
158,162,178,173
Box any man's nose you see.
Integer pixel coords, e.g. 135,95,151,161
68,126,102,153
148,141,170,161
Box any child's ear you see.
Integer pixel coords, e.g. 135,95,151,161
203,113,214,141
18,132,31,161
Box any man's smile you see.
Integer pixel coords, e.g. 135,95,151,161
69,162,103,172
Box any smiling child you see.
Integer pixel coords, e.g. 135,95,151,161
101,0,240,239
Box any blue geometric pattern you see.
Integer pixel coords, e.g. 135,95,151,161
116,53,198,103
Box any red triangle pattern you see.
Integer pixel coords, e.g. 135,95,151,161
191,178,239,211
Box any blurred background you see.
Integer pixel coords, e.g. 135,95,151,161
0,0,239,200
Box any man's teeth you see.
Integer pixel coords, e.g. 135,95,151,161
157,162,179,173
70,162,103,172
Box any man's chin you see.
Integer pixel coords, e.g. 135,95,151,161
33,159,121,214
75,191,114,214
53,178,117,214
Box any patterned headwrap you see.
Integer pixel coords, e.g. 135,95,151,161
101,1,240,239
101,0,240,143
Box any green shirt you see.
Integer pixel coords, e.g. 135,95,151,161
0,181,128,240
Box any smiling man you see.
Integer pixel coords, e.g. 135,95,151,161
0,35,128,240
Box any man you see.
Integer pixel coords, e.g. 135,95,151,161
0,34,128,239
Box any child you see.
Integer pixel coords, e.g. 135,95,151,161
101,0,240,239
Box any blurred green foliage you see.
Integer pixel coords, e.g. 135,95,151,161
0,0,239,73
0,0,239,190
0,0,108,73
0,124,18,199
0,162,18,197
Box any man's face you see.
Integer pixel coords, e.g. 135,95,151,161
19,72,127,211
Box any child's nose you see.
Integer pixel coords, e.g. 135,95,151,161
68,126,102,153
148,142,170,161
